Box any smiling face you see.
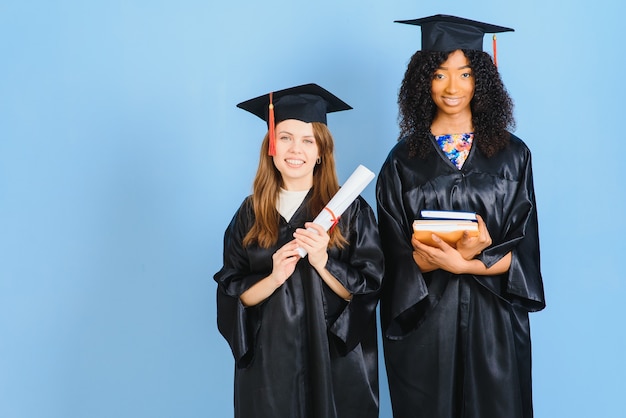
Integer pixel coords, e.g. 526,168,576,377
272,119,320,191
431,49,475,119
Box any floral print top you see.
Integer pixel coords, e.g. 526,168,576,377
435,133,474,169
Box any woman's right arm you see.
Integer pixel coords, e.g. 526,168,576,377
239,240,301,306
376,149,431,337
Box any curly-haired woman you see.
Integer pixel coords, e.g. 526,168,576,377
376,15,545,418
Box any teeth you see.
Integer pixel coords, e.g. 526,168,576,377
286,159,304,165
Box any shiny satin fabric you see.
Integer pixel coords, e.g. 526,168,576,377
383,277,534,417
215,193,383,418
376,133,545,418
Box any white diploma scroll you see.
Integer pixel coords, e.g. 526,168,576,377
297,164,375,257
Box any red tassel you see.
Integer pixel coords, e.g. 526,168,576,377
324,207,340,232
268,92,276,156
492,34,498,68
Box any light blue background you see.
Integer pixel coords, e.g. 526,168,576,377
1,0,624,417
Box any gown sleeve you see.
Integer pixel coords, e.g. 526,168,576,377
477,143,545,312
376,148,432,339
213,198,265,368
323,196,384,353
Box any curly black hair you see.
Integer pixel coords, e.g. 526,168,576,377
398,49,515,158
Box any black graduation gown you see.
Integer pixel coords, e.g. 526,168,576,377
214,192,383,418
376,134,545,418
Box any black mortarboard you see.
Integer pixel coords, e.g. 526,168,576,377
237,83,352,155
395,14,514,55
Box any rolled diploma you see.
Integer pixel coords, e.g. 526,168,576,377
297,164,375,257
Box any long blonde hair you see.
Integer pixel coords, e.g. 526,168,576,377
243,122,348,249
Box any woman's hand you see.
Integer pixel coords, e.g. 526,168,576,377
270,240,302,286
412,234,467,274
455,214,492,260
240,240,301,307
294,222,352,300
293,222,329,271
412,231,512,276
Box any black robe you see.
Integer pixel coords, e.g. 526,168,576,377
214,192,383,418
376,134,545,418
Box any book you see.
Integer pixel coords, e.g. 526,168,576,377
420,210,477,221
413,210,478,246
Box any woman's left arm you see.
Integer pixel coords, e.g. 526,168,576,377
412,233,511,275
293,222,352,300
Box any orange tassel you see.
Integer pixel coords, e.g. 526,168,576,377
268,92,276,156
492,34,498,68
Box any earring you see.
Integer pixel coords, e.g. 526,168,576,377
316,157,321,164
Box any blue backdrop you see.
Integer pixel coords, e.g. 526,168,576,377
1,1,624,417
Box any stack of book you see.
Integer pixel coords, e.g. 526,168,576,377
413,210,478,246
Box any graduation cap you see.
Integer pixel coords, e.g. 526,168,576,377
395,14,514,66
237,83,352,155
